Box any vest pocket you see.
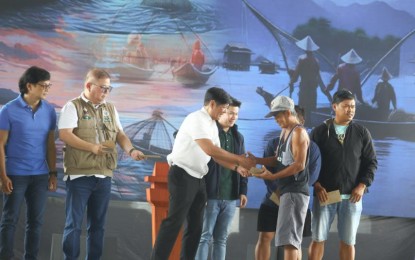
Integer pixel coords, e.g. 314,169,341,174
106,152,117,170
64,147,97,170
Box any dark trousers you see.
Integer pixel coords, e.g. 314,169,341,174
151,165,207,260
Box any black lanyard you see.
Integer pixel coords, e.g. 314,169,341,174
276,125,299,161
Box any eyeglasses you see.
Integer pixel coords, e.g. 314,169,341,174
91,83,113,93
36,83,52,90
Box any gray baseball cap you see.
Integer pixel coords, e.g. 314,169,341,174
264,96,294,118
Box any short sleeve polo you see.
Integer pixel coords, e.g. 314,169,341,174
167,107,220,178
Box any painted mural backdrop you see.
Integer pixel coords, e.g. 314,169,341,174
0,0,414,218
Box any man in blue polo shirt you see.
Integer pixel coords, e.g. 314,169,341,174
0,66,58,259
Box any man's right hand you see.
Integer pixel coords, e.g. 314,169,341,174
0,176,13,195
236,166,249,178
246,152,257,164
239,153,256,170
314,182,328,203
91,144,104,155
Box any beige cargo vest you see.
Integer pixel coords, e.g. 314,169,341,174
63,97,119,177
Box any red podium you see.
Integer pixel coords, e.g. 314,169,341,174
145,162,182,260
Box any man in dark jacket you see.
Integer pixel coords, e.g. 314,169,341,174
308,89,377,260
195,97,247,260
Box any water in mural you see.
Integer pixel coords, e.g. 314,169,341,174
0,0,414,218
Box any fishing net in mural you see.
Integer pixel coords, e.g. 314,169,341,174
118,110,178,160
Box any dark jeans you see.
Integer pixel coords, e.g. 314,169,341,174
151,165,207,260
62,176,111,260
0,174,49,260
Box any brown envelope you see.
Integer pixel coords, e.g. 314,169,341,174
142,154,161,159
249,167,264,175
319,189,342,206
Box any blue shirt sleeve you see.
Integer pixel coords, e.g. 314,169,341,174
0,106,10,130
308,141,321,186
263,138,279,191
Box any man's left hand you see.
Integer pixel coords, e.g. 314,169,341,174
240,194,248,208
254,166,274,180
48,175,57,192
350,183,366,203
130,149,145,161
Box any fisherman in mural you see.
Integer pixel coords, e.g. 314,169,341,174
371,67,397,120
326,49,365,104
191,39,205,70
289,36,326,124
122,32,151,69
172,38,216,85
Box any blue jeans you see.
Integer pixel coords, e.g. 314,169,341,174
311,197,362,245
62,176,111,260
0,174,49,260
195,199,237,260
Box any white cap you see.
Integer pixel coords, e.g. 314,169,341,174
296,36,319,51
341,49,362,64
264,96,294,118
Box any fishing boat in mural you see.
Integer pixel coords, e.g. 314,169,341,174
172,24,217,86
107,62,154,81
100,32,155,81
120,110,177,159
141,0,192,11
172,62,216,85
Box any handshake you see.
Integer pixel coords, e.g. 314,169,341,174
234,152,269,178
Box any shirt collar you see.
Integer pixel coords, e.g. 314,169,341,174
217,120,237,134
80,93,106,108
201,107,214,123
17,94,27,108
18,94,43,109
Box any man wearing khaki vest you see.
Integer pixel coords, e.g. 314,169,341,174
58,68,145,260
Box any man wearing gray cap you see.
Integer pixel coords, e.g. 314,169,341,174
250,96,310,260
